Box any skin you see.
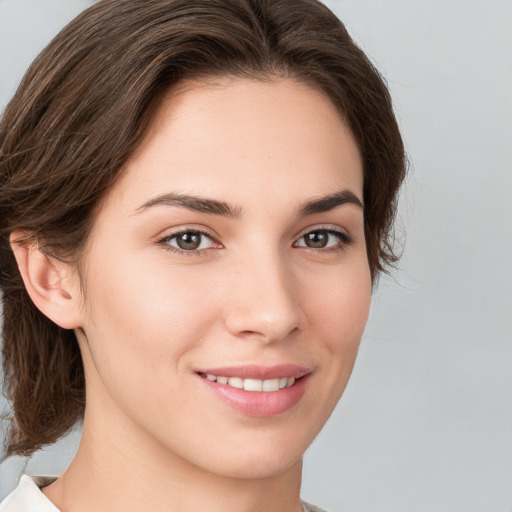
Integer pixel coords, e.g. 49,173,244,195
16,78,371,512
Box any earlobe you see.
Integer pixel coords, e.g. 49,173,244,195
10,232,83,330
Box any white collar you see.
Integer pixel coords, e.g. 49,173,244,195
0,475,60,512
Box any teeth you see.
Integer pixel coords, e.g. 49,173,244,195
203,374,298,392
228,377,244,389
262,378,280,392
244,378,263,391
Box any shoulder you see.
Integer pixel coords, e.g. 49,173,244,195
301,500,329,512
0,475,59,512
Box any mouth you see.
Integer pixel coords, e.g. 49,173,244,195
195,365,311,417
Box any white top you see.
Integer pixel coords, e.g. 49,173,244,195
0,476,60,512
0,475,327,512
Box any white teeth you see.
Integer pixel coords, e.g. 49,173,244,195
244,378,263,391
203,373,297,392
262,378,280,392
227,377,244,389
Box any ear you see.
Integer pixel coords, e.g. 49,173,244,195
10,231,84,329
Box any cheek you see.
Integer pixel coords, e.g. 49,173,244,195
269,258,371,444
81,253,220,384
302,255,371,412
306,260,372,348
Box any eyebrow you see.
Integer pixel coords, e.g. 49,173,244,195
297,189,363,217
135,192,241,217
135,189,363,218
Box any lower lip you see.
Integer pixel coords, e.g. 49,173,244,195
198,375,310,417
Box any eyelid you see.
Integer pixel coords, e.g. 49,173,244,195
156,224,219,242
294,224,351,240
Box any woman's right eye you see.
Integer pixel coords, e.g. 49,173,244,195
158,230,218,253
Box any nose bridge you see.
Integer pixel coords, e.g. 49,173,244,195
224,246,303,342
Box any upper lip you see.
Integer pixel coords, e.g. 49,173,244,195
195,364,312,380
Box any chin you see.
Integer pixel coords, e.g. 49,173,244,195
187,427,314,480
213,451,304,480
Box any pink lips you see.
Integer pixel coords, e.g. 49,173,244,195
195,364,311,417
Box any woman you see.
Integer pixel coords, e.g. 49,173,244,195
0,0,406,510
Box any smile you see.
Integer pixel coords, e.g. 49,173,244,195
198,372,296,392
195,365,311,417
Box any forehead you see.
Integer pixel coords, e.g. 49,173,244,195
103,78,363,213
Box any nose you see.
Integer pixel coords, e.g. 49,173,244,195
223,251,305,344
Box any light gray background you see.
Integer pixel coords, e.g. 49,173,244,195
1,0,511,510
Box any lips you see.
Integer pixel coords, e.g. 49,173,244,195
195,364,311,417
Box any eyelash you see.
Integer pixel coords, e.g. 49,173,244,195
157,227,352,257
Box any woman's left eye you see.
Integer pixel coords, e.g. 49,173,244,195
294,229,350,250
159,230,217,252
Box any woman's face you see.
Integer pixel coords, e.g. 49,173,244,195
74,78,371,479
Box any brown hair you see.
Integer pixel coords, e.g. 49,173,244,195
0,0,406,458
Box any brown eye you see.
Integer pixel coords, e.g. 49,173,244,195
176,232,202,250
304,231,329,248
161,230,216,252
295,229,350,250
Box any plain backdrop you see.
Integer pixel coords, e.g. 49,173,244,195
1,1,511,510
